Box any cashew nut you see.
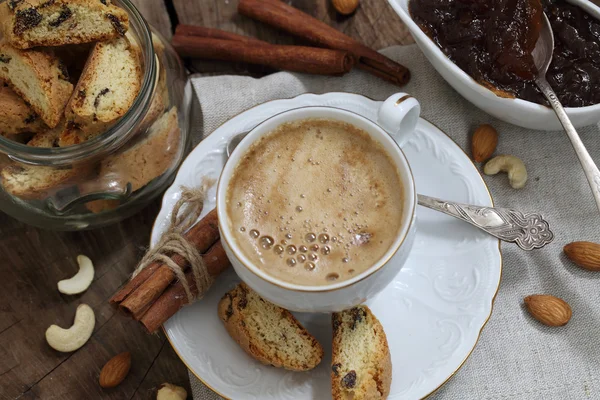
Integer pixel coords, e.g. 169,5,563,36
58,255,95,295
484,155,527,189
157,383,187,400
45,304,95,352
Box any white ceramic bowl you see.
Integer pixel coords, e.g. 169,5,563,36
388,0,600,131
216,93,419,312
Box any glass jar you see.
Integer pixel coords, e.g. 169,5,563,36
0,0,190,230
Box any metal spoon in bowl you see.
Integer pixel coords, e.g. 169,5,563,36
225,132,553,250
533,13,600,213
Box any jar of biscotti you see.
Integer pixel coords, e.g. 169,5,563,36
0,0,190,230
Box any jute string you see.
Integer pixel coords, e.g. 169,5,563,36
132,184,214,303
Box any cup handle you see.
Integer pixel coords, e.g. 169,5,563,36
376,93,421,147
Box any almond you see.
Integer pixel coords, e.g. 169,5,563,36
471,124,498,162
99,351,131,388
564,241,600,271
524,295,572,327
332,0,359,15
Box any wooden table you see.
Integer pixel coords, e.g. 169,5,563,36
0,1,411,399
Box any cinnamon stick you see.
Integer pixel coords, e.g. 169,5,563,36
172,35,355,75
140,241,231,333
175,24,268,45
109,262,161,305
238,0,410,86
114,209,220,317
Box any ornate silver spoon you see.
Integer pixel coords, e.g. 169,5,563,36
226,132,553,250
533,13,600,213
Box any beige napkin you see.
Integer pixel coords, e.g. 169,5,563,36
186,45,600,400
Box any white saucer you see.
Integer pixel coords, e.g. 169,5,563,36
152,93,502,400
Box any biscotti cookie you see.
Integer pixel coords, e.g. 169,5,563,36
0,85,46,136
0,0,129,50
0,42,73,128
2,121,90,199
27,119,65,147
137,62,167,132
1,162,89,199
136,83,166,134
98,107,179,192
152,33,170,107
65,36,141,133
331,306,392,400
84,198,120,213
56,122,85,147
218,283,324,371
60,35,161,147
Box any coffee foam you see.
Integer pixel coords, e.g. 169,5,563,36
226,118,404,286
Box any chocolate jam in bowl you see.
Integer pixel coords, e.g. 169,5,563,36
409,0,600,107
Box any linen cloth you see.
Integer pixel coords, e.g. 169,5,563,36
187,45,600,400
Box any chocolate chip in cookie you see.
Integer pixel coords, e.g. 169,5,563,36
48,5,72,27
341,371,356,388
14,8,42,34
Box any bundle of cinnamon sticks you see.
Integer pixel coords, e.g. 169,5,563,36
171,0,410,86
110,209,230,333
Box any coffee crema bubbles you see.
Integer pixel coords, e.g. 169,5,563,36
226,118,404,286
239,227,330,273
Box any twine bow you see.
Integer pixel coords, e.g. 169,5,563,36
133,183,214,303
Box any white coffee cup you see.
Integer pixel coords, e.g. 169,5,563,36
216,93,420,312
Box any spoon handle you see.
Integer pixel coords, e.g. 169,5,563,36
536,77,600,214
417,194,553,250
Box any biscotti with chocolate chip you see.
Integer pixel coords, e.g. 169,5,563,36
0,0,129,50
1,159,90,199
97,107,179,192
0,42,73,128
331,306,392,400
217,283,324,371
56,121,85,147
27,118,64,147
0,85,45,136
1,120,91,199
65,35,141,134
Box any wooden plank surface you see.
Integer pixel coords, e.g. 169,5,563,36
0,3,186,399
131,0,173,39
0,0,410,399
0,203,192,400
172,0,413,74
172,0,412,47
